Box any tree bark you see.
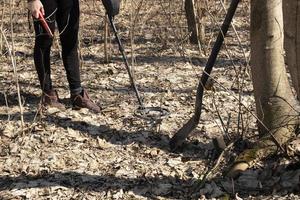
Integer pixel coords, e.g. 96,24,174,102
283,1,300,98
228,0,299,177
170,0,240,150
185,0,199,44
195,0,206,44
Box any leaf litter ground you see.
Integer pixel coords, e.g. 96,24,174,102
0,0,300,199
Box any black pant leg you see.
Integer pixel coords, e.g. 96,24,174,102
33,0,57,92
56,0,81,92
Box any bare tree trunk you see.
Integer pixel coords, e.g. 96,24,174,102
170,0,241,150
195,0,206,45
283,1,300,97
228,0,299,177
185,0,199,44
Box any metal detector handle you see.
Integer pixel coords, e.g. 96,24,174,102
108,16,145,108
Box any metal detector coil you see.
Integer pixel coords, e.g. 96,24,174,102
135,107,170,121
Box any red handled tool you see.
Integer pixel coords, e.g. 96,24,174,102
38,11,53,37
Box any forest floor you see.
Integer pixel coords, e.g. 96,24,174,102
0,0,300,199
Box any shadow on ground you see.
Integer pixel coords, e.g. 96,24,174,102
0,164,299,199
0,109,210,161
0,171,196,199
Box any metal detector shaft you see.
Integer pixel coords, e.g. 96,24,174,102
108,16,145,108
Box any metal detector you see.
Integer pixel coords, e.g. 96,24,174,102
102,0,169,120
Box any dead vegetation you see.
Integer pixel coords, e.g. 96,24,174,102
0,0,299,199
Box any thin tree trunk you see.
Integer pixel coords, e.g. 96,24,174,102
196,0,206,45
283,1,300,98
170,0,240,150
228,0,299,177
185,0,199,44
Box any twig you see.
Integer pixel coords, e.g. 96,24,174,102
196,140,235,189
2,91,10,121
104,15,110,63
202,71,286,153
219,0,250,138
0,1,4,54
10,0,24,132
1,0,25,133
211,92,230,140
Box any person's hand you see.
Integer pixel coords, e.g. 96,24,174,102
28,0,44,19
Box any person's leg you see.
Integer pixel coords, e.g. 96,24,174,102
56,0,100,113
33,0,57,92
56,0,81,94
33,0,65,109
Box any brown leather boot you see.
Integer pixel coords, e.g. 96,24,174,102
71,89,101,113
41,90,65,110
